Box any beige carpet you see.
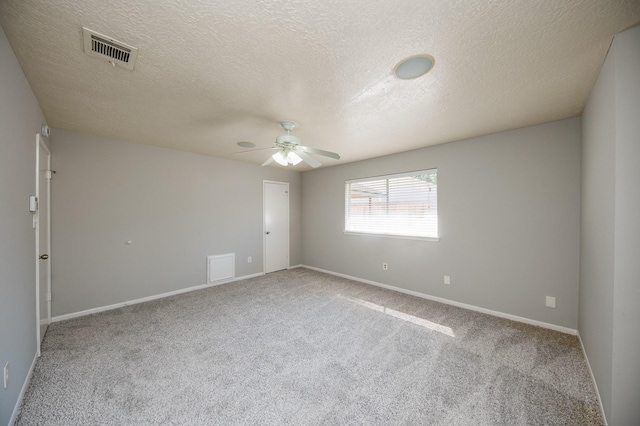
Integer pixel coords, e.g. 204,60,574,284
17,268,603,425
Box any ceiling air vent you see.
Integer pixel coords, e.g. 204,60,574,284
82,27,138,70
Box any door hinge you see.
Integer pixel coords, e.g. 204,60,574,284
47,293,51,302
45,170,53,179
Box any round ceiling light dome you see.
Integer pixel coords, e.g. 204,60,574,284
394,54,435,79
237,141,256,148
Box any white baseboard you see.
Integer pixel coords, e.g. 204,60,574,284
577,332,608,425
288,264,304,269
302,265,578,335
9,352,37,426
51,272,265,323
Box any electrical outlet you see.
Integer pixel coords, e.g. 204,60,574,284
444,275,451,285
247,256,252,263
546,296,556,308
3,362,8,389
382,263,388,271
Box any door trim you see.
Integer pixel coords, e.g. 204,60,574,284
35,133,51,356
263,180,290,273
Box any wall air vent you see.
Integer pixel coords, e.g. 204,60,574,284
82,27,138,70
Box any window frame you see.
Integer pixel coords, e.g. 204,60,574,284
344,168,439,242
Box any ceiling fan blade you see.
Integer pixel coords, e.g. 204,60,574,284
299,145,340,160
233,147,277,155
261,157,274,167
295,150,322,168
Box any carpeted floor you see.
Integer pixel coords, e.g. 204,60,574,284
17,268,603,425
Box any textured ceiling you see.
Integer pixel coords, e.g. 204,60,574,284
1,0,639,169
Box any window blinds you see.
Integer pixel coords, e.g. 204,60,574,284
345,169,438,238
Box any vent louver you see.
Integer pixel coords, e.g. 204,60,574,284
82,27,138,70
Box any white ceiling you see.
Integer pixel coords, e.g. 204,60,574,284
1,0,639,169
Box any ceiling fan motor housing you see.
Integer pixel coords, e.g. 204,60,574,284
276,134,300,146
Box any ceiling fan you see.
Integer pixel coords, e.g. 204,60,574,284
236,121,340,168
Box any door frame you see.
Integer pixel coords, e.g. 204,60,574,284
35,133,51,356
263,180,290,273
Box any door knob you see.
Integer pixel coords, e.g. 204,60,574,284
39,254,49,260
265,231,270,235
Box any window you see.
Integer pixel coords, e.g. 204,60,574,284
345,169,438,239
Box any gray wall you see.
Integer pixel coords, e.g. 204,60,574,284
581,24,640,425
0,26,47,424
50,129,301,316
580,31,616,420
303,118,581,329
611,26,640,426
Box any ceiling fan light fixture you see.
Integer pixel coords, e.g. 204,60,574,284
394,54,435,79
287,151,302,165
272,151,288,166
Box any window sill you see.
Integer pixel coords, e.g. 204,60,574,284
343,231,439,242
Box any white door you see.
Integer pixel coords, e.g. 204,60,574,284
264,181,289,273
36,133,51,355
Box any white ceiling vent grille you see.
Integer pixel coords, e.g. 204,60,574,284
82,27,138,70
